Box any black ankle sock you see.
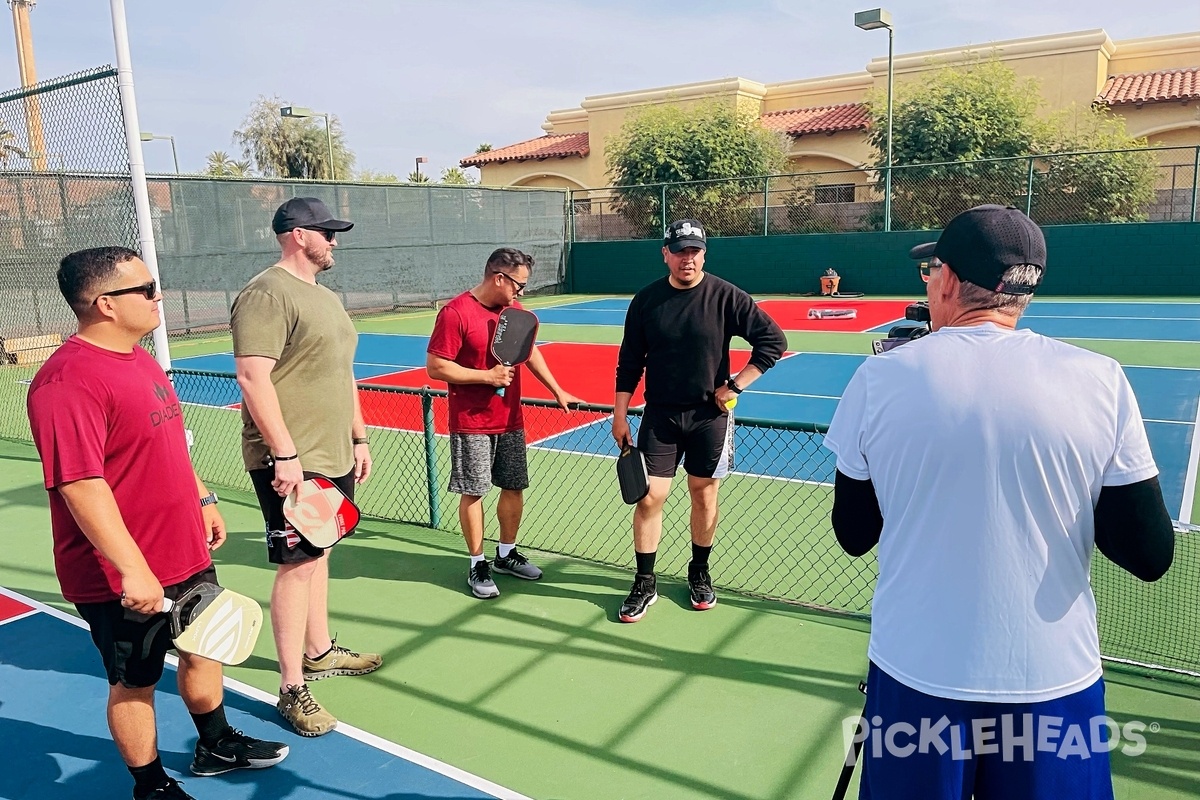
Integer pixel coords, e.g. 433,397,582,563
129,755,168,797
691,543,712,569
635,551,657,576
309,643,334,661
190,703,230,748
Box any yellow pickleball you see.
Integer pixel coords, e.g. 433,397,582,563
724,396,738,410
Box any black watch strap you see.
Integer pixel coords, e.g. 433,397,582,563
726,378,743,394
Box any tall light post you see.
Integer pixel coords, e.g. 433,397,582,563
415,156,428,181
855,8,894,232
139,131,179,173
280,105,335,179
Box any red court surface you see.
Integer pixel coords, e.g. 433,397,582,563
357,342,755,439
759,299,914,331
0,593,34,622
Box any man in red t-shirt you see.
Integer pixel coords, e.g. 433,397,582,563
27,248,287,800
426,248,579,599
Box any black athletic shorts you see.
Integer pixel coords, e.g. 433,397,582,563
75,564,218,689
637,403,734,479
249,465,356,565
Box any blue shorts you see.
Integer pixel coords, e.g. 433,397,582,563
856,663,1115,800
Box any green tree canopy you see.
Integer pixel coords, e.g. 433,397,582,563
356,169,399,182
233,95,355,180
605,100,789,236
204,150,254,177
864,59,1157,228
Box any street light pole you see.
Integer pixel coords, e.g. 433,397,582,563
280,105,336,179
415,156,428,181
140,132,179,173
855,8,894,232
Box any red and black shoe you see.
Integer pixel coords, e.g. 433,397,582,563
619,573,658,622
688,562,717,610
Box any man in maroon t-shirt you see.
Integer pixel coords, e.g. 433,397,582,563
426,247,579,599
27,248,286,800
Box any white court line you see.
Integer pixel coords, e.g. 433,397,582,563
1180,393,1200,525
0,585,532,800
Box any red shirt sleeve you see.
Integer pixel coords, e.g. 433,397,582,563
28,380,109,488
427,305,464,361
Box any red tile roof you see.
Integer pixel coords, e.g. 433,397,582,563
759,103,870,136
1097,68,1200,106
460,133,589,167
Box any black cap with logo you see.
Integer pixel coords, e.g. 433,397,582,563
272,197,355,235
664,219,707,253
909,205,1046,295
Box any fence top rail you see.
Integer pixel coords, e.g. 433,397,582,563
144,173,568,194
573,145,1200,197
0,65,117,104
168,369,829,434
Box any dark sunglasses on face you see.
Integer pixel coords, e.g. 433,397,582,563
496,271,527,292
304,228,337,242
93,279,157,304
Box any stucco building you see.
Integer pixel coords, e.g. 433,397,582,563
461,29,1200,196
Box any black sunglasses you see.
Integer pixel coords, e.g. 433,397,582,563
304,228,337,242
94,279,157,304
495,271,527,292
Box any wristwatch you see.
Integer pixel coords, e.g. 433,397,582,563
200,492,218,507
726,378,743,394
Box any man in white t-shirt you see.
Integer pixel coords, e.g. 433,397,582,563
823,205,1174,800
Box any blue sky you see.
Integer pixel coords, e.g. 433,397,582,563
1,1,1194,178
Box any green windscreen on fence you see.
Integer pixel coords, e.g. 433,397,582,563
152,178,569,336
174,369,1200,681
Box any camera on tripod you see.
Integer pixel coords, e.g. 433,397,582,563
871,302,931,354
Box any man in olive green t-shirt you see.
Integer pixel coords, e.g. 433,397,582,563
230,197,382,738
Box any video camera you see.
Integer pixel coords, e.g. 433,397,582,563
871,302,931,354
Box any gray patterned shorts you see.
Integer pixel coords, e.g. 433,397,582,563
449,430,530,496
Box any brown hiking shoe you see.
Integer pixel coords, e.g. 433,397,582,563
277,684,336,737
303,639,383,681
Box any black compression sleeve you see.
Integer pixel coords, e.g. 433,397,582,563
832,470,883,557
1094,476,1175,582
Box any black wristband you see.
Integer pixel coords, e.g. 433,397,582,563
352,437,369,445
273,453,298,462
726,378,743,394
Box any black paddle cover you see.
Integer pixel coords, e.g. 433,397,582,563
491,307,538,366
616,446,650,504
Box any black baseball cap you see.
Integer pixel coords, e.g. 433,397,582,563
909,205,1046,295
664,219,707,253
272,197,354,235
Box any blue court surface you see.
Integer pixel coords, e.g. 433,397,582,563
0,588,528,800
171,334,433,407
169,305,1200,522
530,352,1200,521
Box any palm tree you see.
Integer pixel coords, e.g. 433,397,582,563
204,150,236,176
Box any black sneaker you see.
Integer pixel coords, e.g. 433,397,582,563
190,727,290,776
493,548,543,580
688,562,717,610
619,573,658,623
136,778,195,800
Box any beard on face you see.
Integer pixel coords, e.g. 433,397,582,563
304,238,336,270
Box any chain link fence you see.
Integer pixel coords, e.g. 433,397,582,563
150,178,569,338
0,66,137,441
174,369,1199,679
572,146,1200,240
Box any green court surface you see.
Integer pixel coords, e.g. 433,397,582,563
2,438,1199,800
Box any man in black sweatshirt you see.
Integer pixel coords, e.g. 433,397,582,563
612,219,787,622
